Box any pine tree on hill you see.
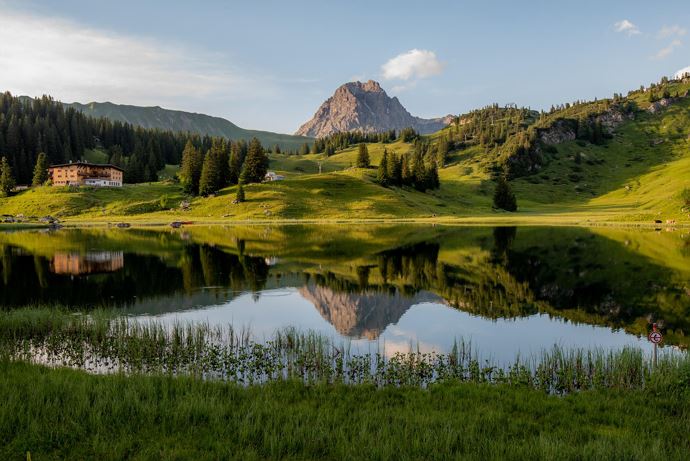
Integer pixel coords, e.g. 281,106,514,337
31,152,49,186
198,150,221,196
411,151,425,190
377,149,390,186
198,141,232,196
235,181,246,203
240,138,269,184
401,154,412,184
179,141,203,194
493,176,518,212
388,153,403,186
427,160,440,190
356,143,370,168
228,149,243,185
0,156,16,196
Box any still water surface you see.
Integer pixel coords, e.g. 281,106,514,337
2,225,688,360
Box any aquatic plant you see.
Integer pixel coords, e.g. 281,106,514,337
2,309,687,393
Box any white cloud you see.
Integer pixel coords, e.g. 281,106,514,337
381,49,445,81
657,25,687,39
614,19,640,36
654,39,682,59
675,66,690,79
0,8,273,110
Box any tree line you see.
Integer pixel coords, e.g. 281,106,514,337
374,145,440,192
0,92,247,186
178,137,269,196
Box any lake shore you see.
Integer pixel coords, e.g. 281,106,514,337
3,214,690,229
2,360,689,460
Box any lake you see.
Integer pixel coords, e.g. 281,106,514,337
1,224,688,363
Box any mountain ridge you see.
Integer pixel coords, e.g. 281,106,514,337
296,80,452,138
45,98,313,150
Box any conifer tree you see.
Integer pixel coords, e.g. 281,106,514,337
228,149,244,185
31,152,49,186
356,143,370,168
427,160,440,190
240,138,269,184
388,153,402,186
377,149,390,186
493,176,517,211
411,151,426,191
437,137,449,167
0,156,16,196
236,181,246,203
198,150,220,196
401,154,412,184
179,141,203,194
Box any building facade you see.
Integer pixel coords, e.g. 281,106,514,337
48,162,124,187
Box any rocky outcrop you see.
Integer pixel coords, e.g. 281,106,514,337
296,80,452,138
298,283,443,339
647,95,688,114
537,119,577,145
537,106,634,146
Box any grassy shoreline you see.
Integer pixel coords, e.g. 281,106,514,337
3,216,690,229
2,360,689,460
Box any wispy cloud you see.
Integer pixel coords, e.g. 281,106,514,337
0,7,275,110
381,49,445,81
657,25,687,39
654,39,682,59
614,19,640,36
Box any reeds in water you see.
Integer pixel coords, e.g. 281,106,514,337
1,309,687,393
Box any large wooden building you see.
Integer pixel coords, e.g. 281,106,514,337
48,162,123,187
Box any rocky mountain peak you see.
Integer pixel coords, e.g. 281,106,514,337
295,80,452,138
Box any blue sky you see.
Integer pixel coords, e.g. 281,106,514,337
1,0,689,133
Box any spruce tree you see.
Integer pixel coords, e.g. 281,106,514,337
427,160,440,190
198,151,219,196
377,149,390,186
401,154,412,185
0,157,16,196
437,137,449,167
412,151,426,191
493,176,518,211
228,149,243,185
388,153,402,186
240,138,269,184
236,182,246,203
179,141,203,194
356,143,370,168
31,152,49,186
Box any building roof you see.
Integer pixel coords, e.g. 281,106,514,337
48,161,124,172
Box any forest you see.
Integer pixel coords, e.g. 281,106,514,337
0,92,264,186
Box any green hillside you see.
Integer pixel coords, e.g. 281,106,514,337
3,78,690,224
63,100,313,151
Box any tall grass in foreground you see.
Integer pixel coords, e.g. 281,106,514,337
1,308,688,393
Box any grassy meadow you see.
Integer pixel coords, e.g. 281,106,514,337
1,307,689,459
1,93,689,225
3,359,690,460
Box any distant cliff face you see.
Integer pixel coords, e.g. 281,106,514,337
295,80,452,138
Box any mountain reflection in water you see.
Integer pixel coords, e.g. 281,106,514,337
0,225,688,349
